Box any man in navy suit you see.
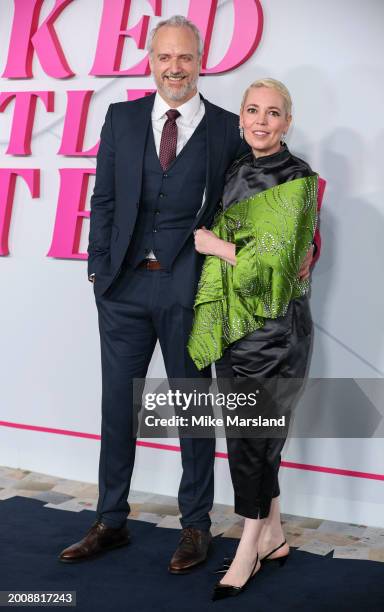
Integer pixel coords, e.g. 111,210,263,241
59,15,245,572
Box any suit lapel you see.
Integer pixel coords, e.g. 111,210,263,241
124,93,155,198
194,97,227,226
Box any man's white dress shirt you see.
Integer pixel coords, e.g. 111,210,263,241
151,90,205,156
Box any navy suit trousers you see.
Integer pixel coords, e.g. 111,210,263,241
94,261,214,530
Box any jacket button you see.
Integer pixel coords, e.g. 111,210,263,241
155,210,160,214
153,229,157,233
159,193,165,198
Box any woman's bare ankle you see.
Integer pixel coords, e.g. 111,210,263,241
258,526,286,553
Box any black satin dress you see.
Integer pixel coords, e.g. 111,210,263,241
215,145,314,520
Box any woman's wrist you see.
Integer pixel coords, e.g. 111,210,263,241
194,229,236,265
212,237,236,265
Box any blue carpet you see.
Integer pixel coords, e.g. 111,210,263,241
0,497,383,611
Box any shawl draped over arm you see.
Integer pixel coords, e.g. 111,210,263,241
188,174,318,370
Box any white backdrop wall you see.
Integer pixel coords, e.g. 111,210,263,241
1,0,383,527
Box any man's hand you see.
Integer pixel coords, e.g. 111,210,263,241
298,245,314,281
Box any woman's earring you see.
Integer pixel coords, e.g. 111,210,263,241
281,133,286,144
239,126,244,139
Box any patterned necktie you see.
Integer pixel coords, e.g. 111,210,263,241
159,109,180,170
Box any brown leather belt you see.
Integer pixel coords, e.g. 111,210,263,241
138,259,163,270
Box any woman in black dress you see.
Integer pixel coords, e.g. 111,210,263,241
190,78,318,600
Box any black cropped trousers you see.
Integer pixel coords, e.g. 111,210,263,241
215,296,313,519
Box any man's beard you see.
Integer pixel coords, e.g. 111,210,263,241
157,72,198,102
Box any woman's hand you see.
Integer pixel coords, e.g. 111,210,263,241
194,227,220,255
194,226,237,265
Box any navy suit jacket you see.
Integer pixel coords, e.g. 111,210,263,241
87,92,247,305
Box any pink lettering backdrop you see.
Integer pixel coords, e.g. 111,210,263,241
0,0,264,259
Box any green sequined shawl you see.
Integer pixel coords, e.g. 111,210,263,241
188,175,318,370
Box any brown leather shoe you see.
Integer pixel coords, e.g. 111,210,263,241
168,527,212,574
58,520,130,563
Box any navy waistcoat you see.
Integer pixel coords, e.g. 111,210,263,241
126,117,207,269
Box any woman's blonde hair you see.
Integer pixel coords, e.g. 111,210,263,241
240,78,292,117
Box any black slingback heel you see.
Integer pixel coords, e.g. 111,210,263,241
212,554,261,601
213,540,289,574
